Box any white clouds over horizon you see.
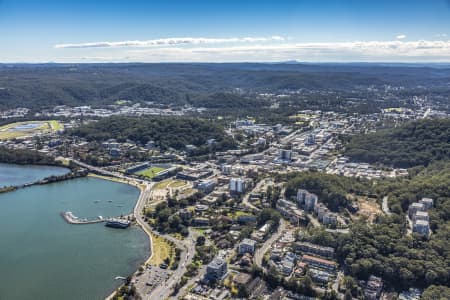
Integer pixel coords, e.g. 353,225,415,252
65,39,450,63
54,36,285,49
396,34,406,39
5,37,443,63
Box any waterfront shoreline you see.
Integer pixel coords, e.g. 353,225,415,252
0,170,147,300
0,165,83,195
87,173,155,300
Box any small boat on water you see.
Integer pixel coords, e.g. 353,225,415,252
108,200,113,203
105,219,130,229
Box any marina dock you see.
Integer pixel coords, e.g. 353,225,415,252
60,211,105,224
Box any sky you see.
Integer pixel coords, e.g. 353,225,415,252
1,0,450,63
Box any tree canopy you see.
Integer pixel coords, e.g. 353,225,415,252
343,119,450,168
69,116,236,152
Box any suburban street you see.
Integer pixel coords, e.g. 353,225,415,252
146,228,197,299
242,178,270,211
254,219,287,269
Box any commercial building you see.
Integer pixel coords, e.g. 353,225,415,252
412,220,430,236
296,189,318,212
221,164,232,175
408,202,425,219
279,149,292,162
177,168,213,181
276,199,306,225
322,212,337,226
419,197,433,209
315,203,329,222
294,242,335,259
229,177,246,194
305,134,315,146
238,238,257,255
309,269,331,284
413,211,429,222
365,275,383,300
194,179,216,194
205,258,228,281
302,255,336,271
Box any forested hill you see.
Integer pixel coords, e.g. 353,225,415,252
1,63,450,110
343,118,450,168
69,116,235,151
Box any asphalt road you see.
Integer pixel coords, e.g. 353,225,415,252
382,196,391,215
254,219,287,269
147,229,197,300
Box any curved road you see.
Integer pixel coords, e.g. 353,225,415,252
254,219,287,269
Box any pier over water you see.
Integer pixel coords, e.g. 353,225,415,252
60,211,133,225
60,211,105,224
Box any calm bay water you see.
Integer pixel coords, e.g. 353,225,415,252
0,162,70,187
0,166,149,300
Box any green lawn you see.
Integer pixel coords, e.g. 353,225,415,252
154,179,186,190
136,167,165,179
49,120,64,131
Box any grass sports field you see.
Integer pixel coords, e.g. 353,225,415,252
136,166,165,179
0,120,63,140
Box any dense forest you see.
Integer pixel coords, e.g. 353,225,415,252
343,119,450,168
69,116,235,152
0,146,58,165
1,63,449,113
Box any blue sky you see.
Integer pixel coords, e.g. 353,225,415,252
1,0,450,62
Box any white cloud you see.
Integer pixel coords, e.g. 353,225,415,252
46,38,450,63
55,36,284,49
396,34,406,39
436,33,448,38
111,40,450,63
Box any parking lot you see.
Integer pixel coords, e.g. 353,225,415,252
133,264,173,296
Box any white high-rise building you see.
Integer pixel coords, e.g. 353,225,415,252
230,178,245,193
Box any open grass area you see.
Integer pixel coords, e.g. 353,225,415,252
49,120,64,130
192,227,210,235
0,120,63,140
136,166,165,179
154,179,186,190
114,100,130,105
227,210,252,218
148,233,175,266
